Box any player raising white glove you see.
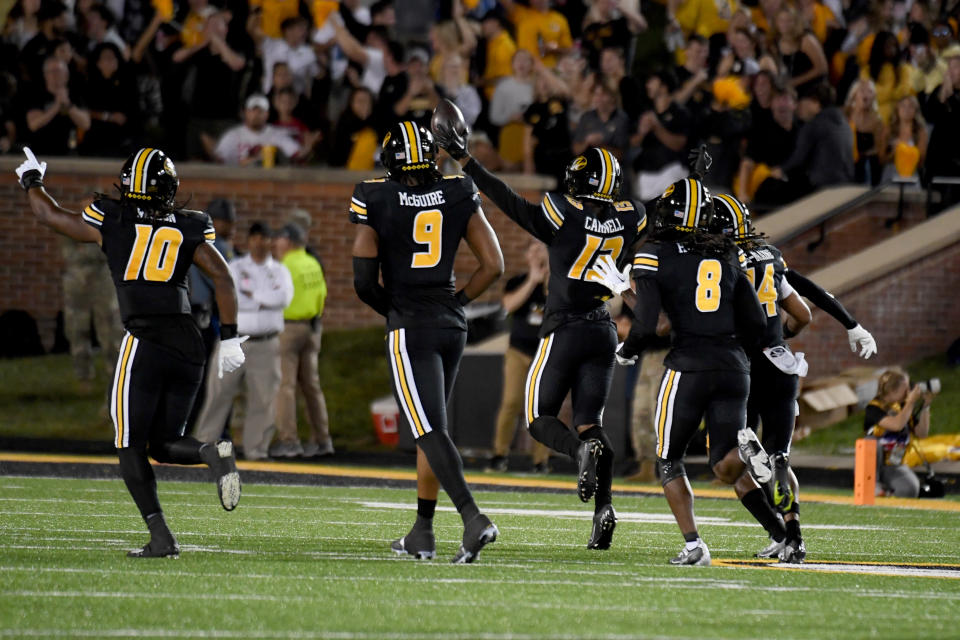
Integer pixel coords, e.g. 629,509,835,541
15,147,47,191
218,336,249,378
590,254,632,296
615,342,637,366
847,324,877,359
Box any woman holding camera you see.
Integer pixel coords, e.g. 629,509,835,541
864,370,931,498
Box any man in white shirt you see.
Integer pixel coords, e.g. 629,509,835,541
258,16,318,95
194,222,294,460
213,94,301,166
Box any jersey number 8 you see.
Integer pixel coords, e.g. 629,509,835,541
124,224,184,282
695,259,722,312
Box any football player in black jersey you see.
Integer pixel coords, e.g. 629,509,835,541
350,121,504,563
433,99,647,550
592,177,775,565
711,193,878,563
16,147,244,559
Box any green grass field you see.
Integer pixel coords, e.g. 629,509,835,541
2,474,960,639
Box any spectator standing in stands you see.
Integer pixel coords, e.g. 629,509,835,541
330,86,378,169
555,49,594,129
770,6,828,94
270,87,322,161
212,93,301,166
881,95,927,181
489,49,536,169
572,82,630,159
248,0,300,40
487,241,552,474
194,222,293,461
330,13,396,96
4,0,42,50
392,47,439,127
186,199,237,433
21,0,70,83
270,223,334,459
427,1,477,83
479,8,516,99
80,42,137,157
843,78,884,185
23,55,90,155
81,3,129,58
175,8,247,160
523,69,572,182
437,53,481,128
130,13,185,155
580,0,645,71
862,31,916,124
739,82,798,204
597,46,644,126
767,82,854,203
253,15,317,97
500,0,572,68
924,45,960,212
60,238,122,381
671,35,712,122
630,69,690,201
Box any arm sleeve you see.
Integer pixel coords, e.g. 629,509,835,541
785,269,858,329
353,256,390,316
734,270,767,348
462,158,558,242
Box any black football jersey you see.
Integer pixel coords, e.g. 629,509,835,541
82,198,215,323
632,241,751,372
537,193,646,334
349,175,481,330
740,242,788,350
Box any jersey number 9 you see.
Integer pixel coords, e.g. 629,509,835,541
411,210,443,269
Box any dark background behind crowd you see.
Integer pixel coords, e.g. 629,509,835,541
2,0,960,211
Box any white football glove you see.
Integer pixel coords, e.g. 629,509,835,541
847,324,877,359
615,342,637,366
218,336,249,378
15,147,47,190
590,254,632,296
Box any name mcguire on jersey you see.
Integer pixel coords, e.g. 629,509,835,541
399,190,447,208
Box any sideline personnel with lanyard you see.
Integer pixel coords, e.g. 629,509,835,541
270,223,334,458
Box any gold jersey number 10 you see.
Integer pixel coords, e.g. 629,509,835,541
124,224,184,282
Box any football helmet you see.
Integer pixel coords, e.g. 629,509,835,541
710,193,753,241
119,148,179,211
653,178,713,232
381,121,438,178
564,147,621,202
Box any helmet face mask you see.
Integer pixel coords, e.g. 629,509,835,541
120,148,179,212
381,121,438,179
709,194,753,241
653,178,713,233
564,147,622,202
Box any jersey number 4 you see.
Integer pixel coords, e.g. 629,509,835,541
568,234,624,281
745,264,778,317
411,210,442,269
124,224,184,282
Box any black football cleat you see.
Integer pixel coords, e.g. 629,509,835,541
127,538,179,559
587,504,617,550
451,514,498,564
390,526,436,560
577,439,602,503
201,440,241,511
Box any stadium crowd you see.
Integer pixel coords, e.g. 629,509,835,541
3,0,960,210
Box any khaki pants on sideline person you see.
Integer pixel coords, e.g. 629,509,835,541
631,349,669,465
194,336,281,460
275,321,331,446
493,346,550,465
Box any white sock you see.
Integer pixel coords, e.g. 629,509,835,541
685,539,700,551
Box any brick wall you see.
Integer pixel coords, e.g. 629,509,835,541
788,242,960,379
0,159,553,345
777,198,928,276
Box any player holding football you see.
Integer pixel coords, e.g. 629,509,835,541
350,120,505,563
16,147,244,558
433,99,647,550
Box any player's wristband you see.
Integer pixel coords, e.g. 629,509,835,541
455,290,471,306
220,323,238,340
19,169,44,191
